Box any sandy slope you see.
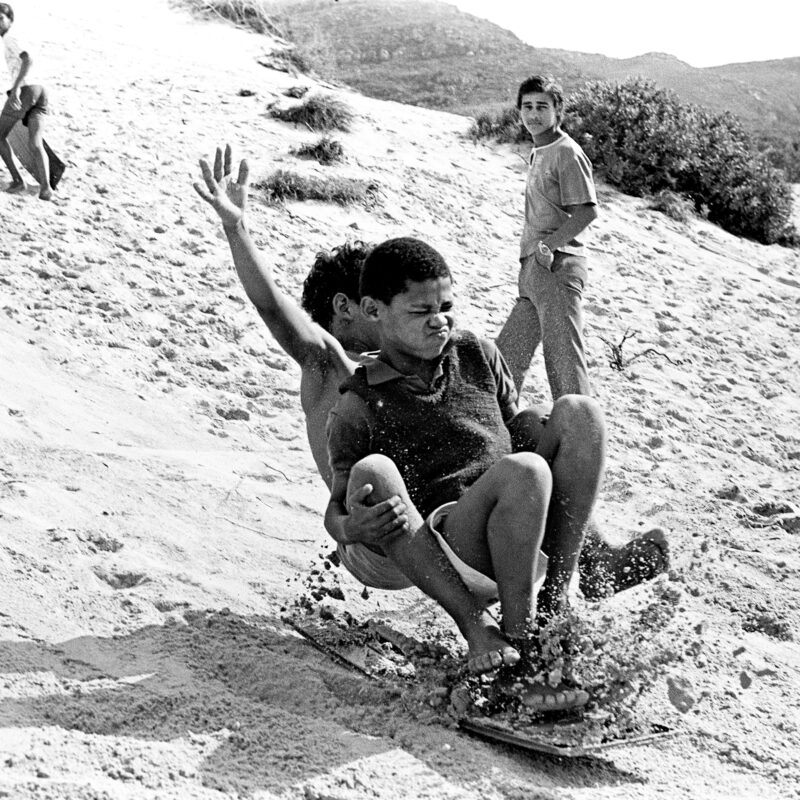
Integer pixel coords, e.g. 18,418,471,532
1,0,799,797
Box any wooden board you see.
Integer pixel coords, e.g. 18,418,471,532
289,615,677,759
6,120,65,189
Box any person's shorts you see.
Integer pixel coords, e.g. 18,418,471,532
2,85,49,127
336,501,499,602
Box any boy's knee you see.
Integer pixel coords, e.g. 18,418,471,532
496,452,552,494
551,394,604,432
349,453,405,497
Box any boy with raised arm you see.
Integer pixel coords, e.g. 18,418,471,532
0,4,52,199
497,74,597,397
325,237,607,709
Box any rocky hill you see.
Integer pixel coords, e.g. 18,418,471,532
277,0,800,138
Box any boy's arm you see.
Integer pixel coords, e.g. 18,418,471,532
194,145,346,370
324,399,409,545
7,51,31,108
540,203,597,254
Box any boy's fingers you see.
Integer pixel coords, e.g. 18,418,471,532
223,144,232,176
348,484,373,506
198,159,217,194
192,182,213,203
237,159,250,187
213,147,223,181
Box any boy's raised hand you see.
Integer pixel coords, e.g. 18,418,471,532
194,144,249,229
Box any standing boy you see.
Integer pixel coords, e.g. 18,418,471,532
497,75,597,397
325,237,606,709
0,3,52,200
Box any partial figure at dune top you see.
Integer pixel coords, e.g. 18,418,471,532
0,3,55,200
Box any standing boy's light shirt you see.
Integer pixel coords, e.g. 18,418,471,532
520,132,597,259
2,32,30,86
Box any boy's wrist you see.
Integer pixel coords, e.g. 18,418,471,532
223,218,246,235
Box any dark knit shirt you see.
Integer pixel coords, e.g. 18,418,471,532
327,330,515,518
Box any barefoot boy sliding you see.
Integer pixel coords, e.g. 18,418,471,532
325,237,606,708
0,3,52,200
497,75,597,397
193,145,668,625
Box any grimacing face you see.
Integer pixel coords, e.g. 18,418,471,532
372,277,455,362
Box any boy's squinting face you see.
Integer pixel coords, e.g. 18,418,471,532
519,92,558,139
0,12,12,36
377,277,454,361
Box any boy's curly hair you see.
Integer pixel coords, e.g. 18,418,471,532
301,241,373,330
0,4,14,22
360,237,451,304
516,74,564,123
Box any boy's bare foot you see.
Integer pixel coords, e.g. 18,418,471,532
579,527,669,600
466,626,521,675
38,186,53,201
6,180,26,193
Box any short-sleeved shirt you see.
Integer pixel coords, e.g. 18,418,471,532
327,335,517,496
2,33,31,87
520,132,597,259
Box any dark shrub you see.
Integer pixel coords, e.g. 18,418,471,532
291,136,345,165
565,79,796,245
254,169,379,206
271,94,354,132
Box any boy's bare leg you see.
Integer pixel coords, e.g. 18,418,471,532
496,296,541,392
508,404,669,597
27,115,51,200
0,115,26,191
440,452,552,639
441,451,588,710
531,395,606,623
348,455,520,675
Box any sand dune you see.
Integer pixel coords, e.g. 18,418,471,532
1,0,799,797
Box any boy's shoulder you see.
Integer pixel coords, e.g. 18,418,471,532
555,132,587,156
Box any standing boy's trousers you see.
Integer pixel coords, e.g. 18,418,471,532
504,251,591,399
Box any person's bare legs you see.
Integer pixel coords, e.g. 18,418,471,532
530,395,606,623
26,114,51,200
439,452,551,640
348,454,520,675
441,450,590,711
0,114,26,191
496,296,541,393
507,404,669,598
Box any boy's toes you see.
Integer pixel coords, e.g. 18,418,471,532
468,645,520,676
520,683,589,712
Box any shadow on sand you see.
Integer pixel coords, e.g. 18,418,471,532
0,609,645,795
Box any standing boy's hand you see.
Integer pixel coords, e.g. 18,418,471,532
535,240,554,269
8,87,22,111
194,144,249,229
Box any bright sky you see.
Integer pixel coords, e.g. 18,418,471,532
448,0,800,68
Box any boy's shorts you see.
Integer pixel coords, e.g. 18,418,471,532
2,85,49,127
336,501,499,604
